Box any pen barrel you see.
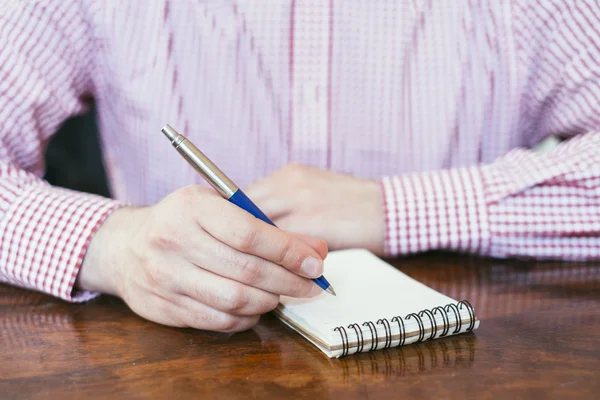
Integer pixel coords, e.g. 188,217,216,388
162,124,238,198
228,189,276,226
173,141,238,198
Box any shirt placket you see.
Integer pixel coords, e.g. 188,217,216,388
290,0,330,166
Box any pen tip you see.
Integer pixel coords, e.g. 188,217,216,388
325,286,336,296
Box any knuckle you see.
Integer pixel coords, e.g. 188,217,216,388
191,280,207,302
187,309,216,331
276,237,296,266
176,184,202,203
235,223,259,252
145,217,180,251
172,185,213,212
223,286,250,313
142,263,166,289
235,256,263,284
187,312,208,330
214,313,240,332
147,229,179,251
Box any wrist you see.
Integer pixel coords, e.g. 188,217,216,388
361,179,386,256
76,206,142,296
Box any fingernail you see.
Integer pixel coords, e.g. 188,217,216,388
300,257,323,278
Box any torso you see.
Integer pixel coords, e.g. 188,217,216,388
91,1,530,205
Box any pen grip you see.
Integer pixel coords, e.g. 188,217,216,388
228,189,276,227
228,189,332,292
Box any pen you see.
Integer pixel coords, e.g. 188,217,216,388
161,124,336,296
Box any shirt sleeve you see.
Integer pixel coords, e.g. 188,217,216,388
0,1,123,301
381,1,600,261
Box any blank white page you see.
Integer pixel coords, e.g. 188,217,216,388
278,249,460,344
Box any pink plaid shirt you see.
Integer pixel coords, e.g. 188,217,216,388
1,1,599,302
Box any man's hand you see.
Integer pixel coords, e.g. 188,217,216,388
76,185,328,332
245,164,385,255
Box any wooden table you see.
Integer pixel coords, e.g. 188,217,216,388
1,253,599,399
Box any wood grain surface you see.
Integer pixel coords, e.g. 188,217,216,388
1,252,599,399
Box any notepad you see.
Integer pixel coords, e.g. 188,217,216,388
275,249,480,358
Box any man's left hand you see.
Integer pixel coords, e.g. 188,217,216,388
245,164,385,255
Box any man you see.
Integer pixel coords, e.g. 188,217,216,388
1,1,599,332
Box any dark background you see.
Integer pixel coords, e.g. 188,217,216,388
44,105,111,197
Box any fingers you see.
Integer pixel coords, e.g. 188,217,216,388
243,163,319,219
243,187,292,220
243,177,275,203
169,296,261,333
186,237,321,298
288,232,328,260
121,184,330,335
196,197,327,279
174,264,294,316
239,187,328,259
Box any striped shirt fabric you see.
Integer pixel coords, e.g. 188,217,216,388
0,0,599,301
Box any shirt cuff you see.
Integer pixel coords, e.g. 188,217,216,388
380,166,491,257
0,184,123,302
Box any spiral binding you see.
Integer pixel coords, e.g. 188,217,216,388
362,321,378,351
333,300,476,357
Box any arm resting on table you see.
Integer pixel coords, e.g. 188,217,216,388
0,1,122,301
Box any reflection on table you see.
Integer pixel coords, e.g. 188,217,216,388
1,253,599,398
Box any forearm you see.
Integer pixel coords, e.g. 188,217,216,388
0,164,123,300
381,132,600,261
0,0,124,300
381,165,488,256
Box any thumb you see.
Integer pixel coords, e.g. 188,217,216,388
288,232,328,260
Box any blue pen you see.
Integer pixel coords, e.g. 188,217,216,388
161,124,336,296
